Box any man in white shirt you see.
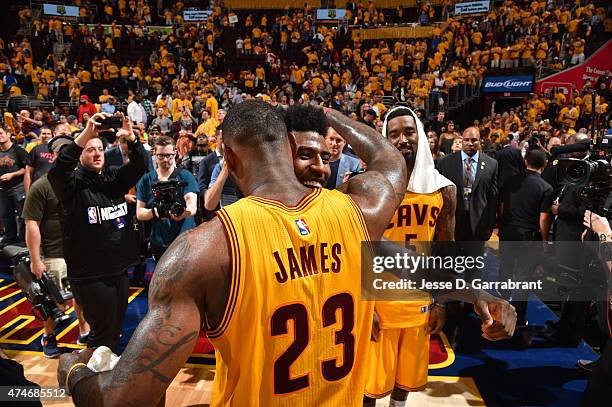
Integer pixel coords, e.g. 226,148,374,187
127,94,147,125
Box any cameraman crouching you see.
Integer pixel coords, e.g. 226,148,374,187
47,113,147,353
136,136,198,262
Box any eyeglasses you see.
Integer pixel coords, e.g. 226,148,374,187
197,144,208,148
156,153,175,160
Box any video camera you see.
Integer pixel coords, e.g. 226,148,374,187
3,245,73,327
556,132,612,215
151,179,187,219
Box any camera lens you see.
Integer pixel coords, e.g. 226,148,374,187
567,165,586,182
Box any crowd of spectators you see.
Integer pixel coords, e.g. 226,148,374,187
0,0,609,118
0,1,610,391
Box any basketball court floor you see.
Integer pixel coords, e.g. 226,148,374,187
0,258,599,406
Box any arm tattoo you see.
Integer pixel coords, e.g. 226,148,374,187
108,323,198,388
149,233,192,318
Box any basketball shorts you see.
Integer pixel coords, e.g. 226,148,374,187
364,323,430,398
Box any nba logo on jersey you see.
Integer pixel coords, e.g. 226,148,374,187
295,218,310,236
421,305,428,313
87,206,98,224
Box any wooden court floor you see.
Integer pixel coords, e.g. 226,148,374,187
6,350,484,407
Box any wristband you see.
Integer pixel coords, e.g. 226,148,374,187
433,302,446,309
66,362,87,388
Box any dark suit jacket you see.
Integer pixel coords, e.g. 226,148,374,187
197,152,221,221
436,151,498,240
494,146,525,193
197,152,242,221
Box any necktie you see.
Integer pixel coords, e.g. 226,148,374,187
464,157,473,211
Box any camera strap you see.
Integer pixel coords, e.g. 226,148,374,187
168,167,182,181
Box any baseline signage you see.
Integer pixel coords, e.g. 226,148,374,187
316,9,347,20
483,75,534,93
455,0,490,15
183,9,212,22
535,40,612,99
43,4,80,17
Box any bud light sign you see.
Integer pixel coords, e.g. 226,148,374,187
483,75,534,93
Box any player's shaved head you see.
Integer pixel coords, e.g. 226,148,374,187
221,99,302,196
222,100,288,149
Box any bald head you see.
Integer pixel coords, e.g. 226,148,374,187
567,133,590,159
462,127,480,156
568,133,590,145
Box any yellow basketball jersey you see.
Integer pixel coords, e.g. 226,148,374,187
376,191,443,329
209,188,374,406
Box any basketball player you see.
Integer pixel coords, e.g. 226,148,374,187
59,102,516,406
364,106,456,406
285,106,516,406
58,100,408,406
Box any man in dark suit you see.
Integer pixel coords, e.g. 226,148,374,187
197,129,241,222
436,126,499,345
197,143,221,222
436,126,499,262
494,137,525,196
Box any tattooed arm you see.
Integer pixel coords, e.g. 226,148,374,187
58,219,231,406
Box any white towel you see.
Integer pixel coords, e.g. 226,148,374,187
382,106,454,194
86,346,121,372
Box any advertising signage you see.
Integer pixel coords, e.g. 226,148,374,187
455,1,490,15
483,75,534,93
183,9,213,22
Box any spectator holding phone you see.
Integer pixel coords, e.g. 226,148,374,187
47,112,147,352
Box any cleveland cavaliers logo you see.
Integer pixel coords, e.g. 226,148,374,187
295,218,310,236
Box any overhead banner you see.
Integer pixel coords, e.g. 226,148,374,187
183,8,212,22
454,0,490,15
483,75,534,93
43,4,80,17
316,9,347,20
536,40,612,99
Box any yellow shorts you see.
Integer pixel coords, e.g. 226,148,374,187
364,323,430,398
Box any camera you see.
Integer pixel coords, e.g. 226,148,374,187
556,132,612,214
99,116,123,130
3,245,73,327
151,180,187,219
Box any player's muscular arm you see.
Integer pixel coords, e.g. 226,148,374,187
436,185,456,241
327,109,407,203
62,219,231,406
325,110,407,239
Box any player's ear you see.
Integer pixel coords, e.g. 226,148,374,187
224,144,237,174
288,131,297,157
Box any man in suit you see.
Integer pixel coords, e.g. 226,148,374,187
436,126,498,344
437,126,498,259
198,129,241,221
494,136,525,196
324,127,362,189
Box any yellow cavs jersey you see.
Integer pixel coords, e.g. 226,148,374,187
376,191,443,329
209,188,374,406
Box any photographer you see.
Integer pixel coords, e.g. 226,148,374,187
47,112,147,352
136,136,198,261
581,210,612,406
548,133,592,347
22,135,89,357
